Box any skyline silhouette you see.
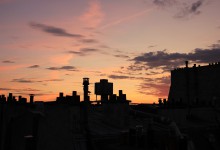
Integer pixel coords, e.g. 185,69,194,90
1,72,220,150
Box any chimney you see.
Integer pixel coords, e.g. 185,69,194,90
119,90,123,97
59,92,63,98
19,96,22,102
83,78,90,102
185,61,188,68
72,91,77,96
30,94,34,104
8,93,13,102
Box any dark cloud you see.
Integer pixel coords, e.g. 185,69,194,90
153,0,176,7
46,65,77,71
28,65,40,68
45,79,64,82
86,70,102,74
108,75,130,80
208,44,220,49
11,78,64,83
132,48,220,71
114,54,130,59
111,49,135,60
80,39,98,44
187,48,220,63
175,0,204,18
148,45,157,48
99,45,111,49
127,64,146,71
145,71,162,75
11,78,37,83
2,60,15,63
81,48,99,53
113,70,143,76
21,88,41,92
0,87,41,93
29,22,84,38
68,48,99,56
108,74,149,80
156,76,170,84
190,0,203,13
99,73,107,76
208,40,220,49
152,0,206,19
0,88,13,91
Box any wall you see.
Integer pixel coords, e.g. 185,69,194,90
168,63,220,105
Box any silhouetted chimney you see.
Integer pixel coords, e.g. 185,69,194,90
1,95,6,103
56,92,64,102
18,96,22,101
83,78,90,102
7,93,13,102
18,95,26,104
158,98,162,106
59,92,63,98
119,90,123,97
163,98,167,107
12,96,16,102
185,61,188,68
122,94,126,101
72,91,77,96
30,94,34,104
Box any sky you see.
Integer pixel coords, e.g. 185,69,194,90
1,0,220,103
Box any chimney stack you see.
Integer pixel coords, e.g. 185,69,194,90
83,78,90,102
30,94,34,104
185,61,189,68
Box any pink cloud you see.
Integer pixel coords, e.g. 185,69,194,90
80,0,104,28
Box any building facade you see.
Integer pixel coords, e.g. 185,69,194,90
168,62,220,106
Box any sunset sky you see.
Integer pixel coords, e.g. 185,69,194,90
1,0,220,103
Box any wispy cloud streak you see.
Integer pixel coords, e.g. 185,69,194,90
100,7,155,30
29,22,84,38
68,48,100,56
11,78,64,83
153,0,177,7
28,65,40,68
46,66,77,71
2,60,15,63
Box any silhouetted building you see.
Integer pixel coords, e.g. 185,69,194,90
56,91,80,105
95,79,113,102
3,77,210,150
168,61,220,106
